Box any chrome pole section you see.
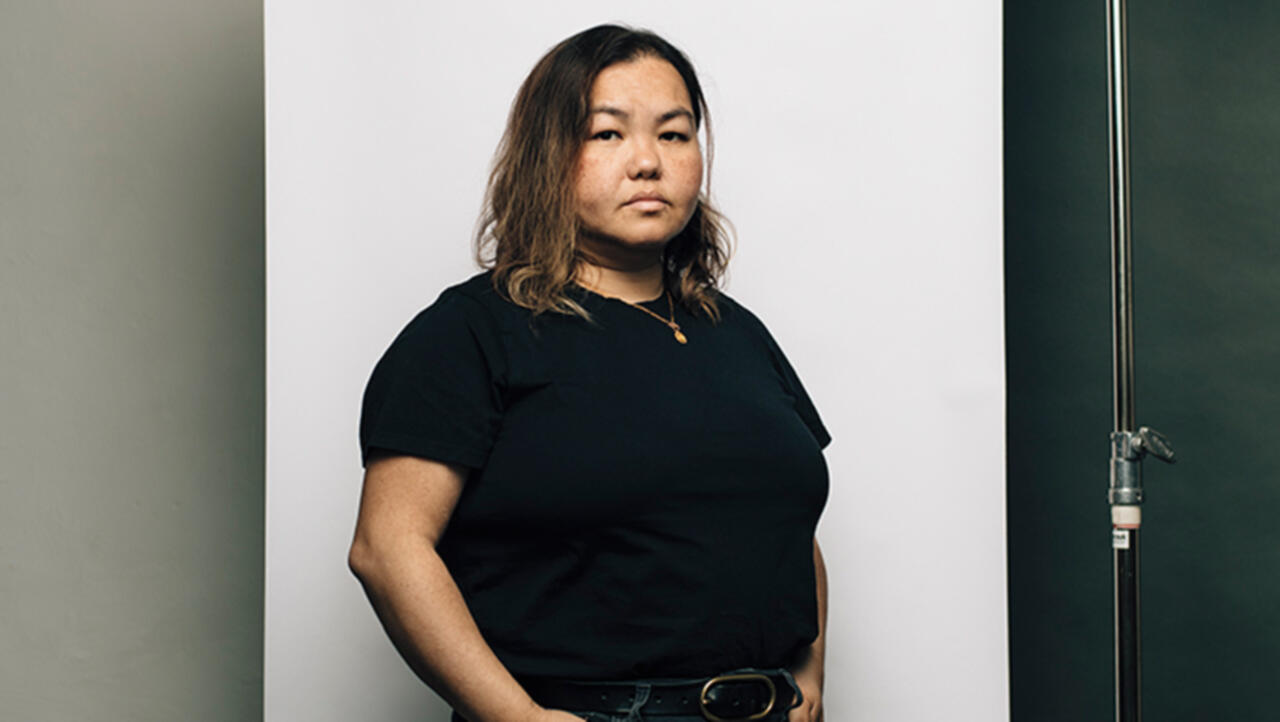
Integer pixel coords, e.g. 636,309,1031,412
1106,2,1174,720
1108,0,1135,437
1105,0,1141,716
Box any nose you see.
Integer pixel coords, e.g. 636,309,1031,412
627,138,661,179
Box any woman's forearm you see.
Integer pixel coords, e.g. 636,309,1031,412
787,538,827,721
797,538,827,683
349,535,545,722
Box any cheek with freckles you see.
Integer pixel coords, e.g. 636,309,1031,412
669,153,704,217
572,154,616,222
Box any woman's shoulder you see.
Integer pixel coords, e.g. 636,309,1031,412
373,272,514,384
433,270,505,313
709,290,770,335
382,272,510,354
401,271,516,330
706,292,800,364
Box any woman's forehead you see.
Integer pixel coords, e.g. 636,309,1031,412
588,56,693,113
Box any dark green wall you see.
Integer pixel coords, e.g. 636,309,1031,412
1006,1,1280,719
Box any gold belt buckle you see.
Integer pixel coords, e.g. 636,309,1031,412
698,672,777,722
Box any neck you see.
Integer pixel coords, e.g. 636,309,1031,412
576,236,665,302
575,258,664,303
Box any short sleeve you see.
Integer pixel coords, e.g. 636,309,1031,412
767,335,832,449
358,290,506,468
737,303,832,450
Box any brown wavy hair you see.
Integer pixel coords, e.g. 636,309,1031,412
475,24,732,320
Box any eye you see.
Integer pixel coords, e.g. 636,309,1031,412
591,130,621,141
660,131,691,142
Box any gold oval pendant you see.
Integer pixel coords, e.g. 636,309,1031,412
674,330,688,344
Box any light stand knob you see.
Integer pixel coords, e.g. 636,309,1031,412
1133,427,1175,463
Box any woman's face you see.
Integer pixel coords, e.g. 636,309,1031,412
573,56,703,261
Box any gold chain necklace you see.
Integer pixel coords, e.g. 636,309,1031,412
613,292,688,345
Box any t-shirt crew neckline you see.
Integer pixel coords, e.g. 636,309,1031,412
569,283,670,311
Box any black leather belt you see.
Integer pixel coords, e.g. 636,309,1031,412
522,670,797,720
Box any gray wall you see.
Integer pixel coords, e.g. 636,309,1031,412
0,2,263,720
1006,1,1280,719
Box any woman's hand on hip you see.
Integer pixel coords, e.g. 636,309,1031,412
788,672,823,722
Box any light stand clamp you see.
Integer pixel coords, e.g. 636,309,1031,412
1109,427,1176,506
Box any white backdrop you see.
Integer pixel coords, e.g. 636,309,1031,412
266,1,1006,720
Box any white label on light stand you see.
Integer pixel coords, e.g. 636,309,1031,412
1112,529,1131,550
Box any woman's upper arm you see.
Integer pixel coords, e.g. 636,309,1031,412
351,452,468,554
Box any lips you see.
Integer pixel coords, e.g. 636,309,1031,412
624,191,669,209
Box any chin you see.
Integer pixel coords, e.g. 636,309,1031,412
620,221,692,246
583,227,679,253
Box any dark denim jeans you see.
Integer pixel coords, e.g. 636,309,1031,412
450,668,800,722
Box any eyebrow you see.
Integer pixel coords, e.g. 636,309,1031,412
590,106,695,124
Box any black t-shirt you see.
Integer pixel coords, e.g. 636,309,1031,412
359,272,830,680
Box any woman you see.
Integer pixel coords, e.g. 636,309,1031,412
350,24,829,722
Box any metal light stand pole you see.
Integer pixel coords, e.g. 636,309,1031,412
1106,1,1175,720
